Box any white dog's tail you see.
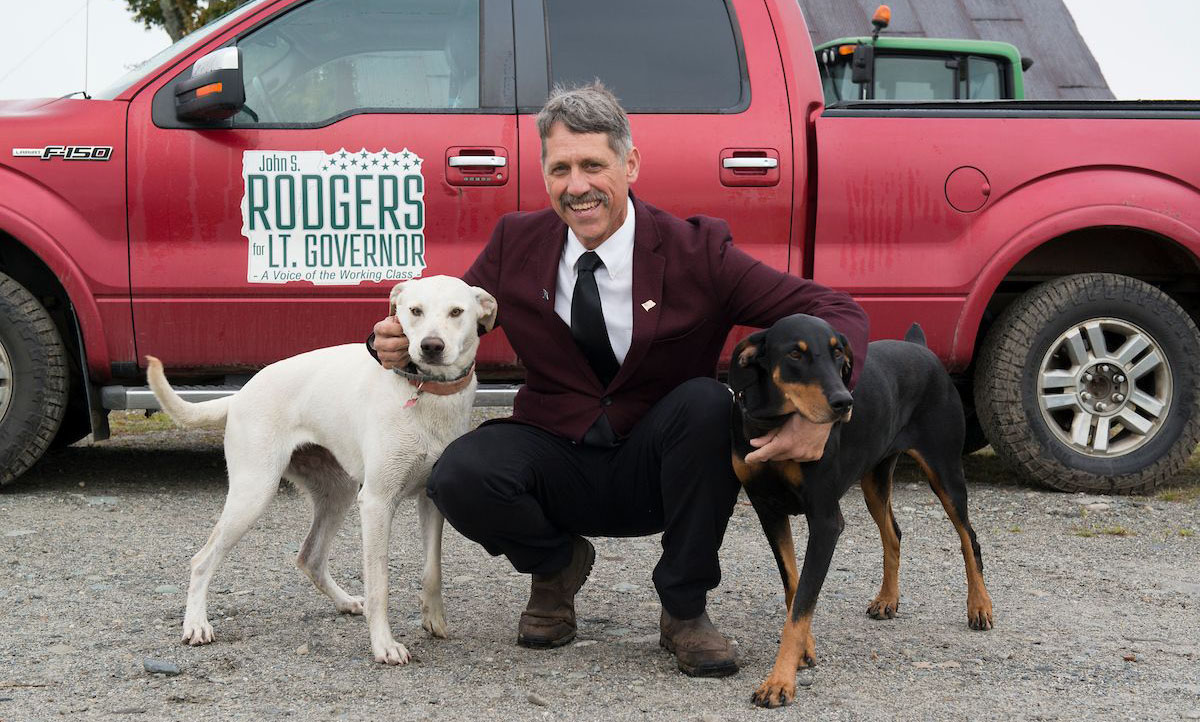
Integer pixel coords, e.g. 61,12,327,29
145,356,231,429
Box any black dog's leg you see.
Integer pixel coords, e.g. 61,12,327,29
907,448,994,631
750,504,798,611
752,499,844,708
861,454,902,620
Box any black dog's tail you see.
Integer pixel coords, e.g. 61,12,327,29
904,323,927,346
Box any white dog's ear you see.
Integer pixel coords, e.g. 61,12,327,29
474,287,498,334
388,282,406,318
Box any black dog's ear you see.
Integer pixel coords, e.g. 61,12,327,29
734,330,768,369
837,333,854,386
729,330,769,396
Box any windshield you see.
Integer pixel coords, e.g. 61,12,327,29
94,0,272,99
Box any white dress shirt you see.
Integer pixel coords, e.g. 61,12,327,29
554,197,635,365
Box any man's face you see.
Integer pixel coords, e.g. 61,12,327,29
542,122,641,249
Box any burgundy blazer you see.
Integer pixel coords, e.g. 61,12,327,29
464,195,869,442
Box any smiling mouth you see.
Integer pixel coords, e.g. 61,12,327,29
569,199,601,213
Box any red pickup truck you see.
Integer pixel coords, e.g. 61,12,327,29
2,0,1198,495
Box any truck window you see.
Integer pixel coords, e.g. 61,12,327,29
234,0,482,125
544,0,744,112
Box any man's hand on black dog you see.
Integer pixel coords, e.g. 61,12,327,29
746,415,833,463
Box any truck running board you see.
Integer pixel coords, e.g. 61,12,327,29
99,383,521,410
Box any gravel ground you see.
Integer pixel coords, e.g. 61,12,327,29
1,410,1198,721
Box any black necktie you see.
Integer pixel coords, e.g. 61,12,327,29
571,251,620,387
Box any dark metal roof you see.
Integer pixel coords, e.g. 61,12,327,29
797,0,1114,99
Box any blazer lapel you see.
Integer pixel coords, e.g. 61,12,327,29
609,198,663,390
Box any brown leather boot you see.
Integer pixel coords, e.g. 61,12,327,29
517,536,595,649
659,608,739,677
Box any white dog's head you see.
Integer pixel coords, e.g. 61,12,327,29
388,276,497,379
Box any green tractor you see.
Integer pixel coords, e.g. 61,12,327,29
816,5,1034,103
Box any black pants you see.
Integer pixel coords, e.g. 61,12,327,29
426,377,741,619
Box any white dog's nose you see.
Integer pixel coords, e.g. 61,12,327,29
419,337,445,358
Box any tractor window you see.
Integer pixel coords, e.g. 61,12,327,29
873,55,956,100
964,55,1004,100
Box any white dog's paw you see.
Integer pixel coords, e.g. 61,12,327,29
336,596,365,615
421,600,448,639
182,619,214,646
372,638,412,665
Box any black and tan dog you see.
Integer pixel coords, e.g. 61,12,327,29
729,314,994,708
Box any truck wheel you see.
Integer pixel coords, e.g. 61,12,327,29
975,273,1200,494
0,272,68,485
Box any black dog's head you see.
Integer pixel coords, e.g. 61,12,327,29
729,314,854,437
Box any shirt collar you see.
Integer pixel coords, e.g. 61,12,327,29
563,197,636,280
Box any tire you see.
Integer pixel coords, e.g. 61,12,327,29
0,272,68,485
975,273,1200,495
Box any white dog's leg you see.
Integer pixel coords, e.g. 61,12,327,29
359,480,409,665
417,491,448,638
183,459,284,646
288,454,364,615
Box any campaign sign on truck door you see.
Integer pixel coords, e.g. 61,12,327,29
240,148,426,285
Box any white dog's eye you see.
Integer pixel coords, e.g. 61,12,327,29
410,307,423,317
449,308,463,318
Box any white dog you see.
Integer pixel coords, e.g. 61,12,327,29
146,275,497,665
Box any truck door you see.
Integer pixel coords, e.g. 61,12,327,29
127,0,518,370
518,0,793,272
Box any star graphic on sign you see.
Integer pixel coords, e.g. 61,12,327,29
401,150,411,160
402,162,411,170
381,150,390,159
360,150,368,159
321,164,328,171
350,158,358,167
370,158,379,166
340,162,348,170
339,150,348,159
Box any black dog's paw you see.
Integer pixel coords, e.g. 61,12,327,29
867,596,899,620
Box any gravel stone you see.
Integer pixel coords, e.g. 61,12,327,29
142,659,181,676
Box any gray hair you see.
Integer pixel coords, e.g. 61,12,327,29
537,81,633,161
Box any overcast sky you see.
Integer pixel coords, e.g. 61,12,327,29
1,0,1198,101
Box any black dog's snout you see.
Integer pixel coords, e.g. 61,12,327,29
420,337,445,356
829,392,853,415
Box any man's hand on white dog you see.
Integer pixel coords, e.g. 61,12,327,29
746,414,833,463
373,316,411,369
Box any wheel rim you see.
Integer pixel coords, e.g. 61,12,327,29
0,337,11,424
1037,317,1172,457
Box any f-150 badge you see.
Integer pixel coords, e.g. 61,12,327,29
241,147,427,286
11,145,113,160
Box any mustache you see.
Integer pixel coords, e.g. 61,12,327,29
559,190,609,208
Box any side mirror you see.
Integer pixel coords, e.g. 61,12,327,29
175,47,245,123
851,44,875,85
1021,56,1035,72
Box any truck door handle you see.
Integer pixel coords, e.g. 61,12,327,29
719,148,780,187
448,156,506,167
445,147,509,186
722,157,778,169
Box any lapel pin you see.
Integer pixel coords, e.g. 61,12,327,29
542,289,550,301
642,300,656,311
